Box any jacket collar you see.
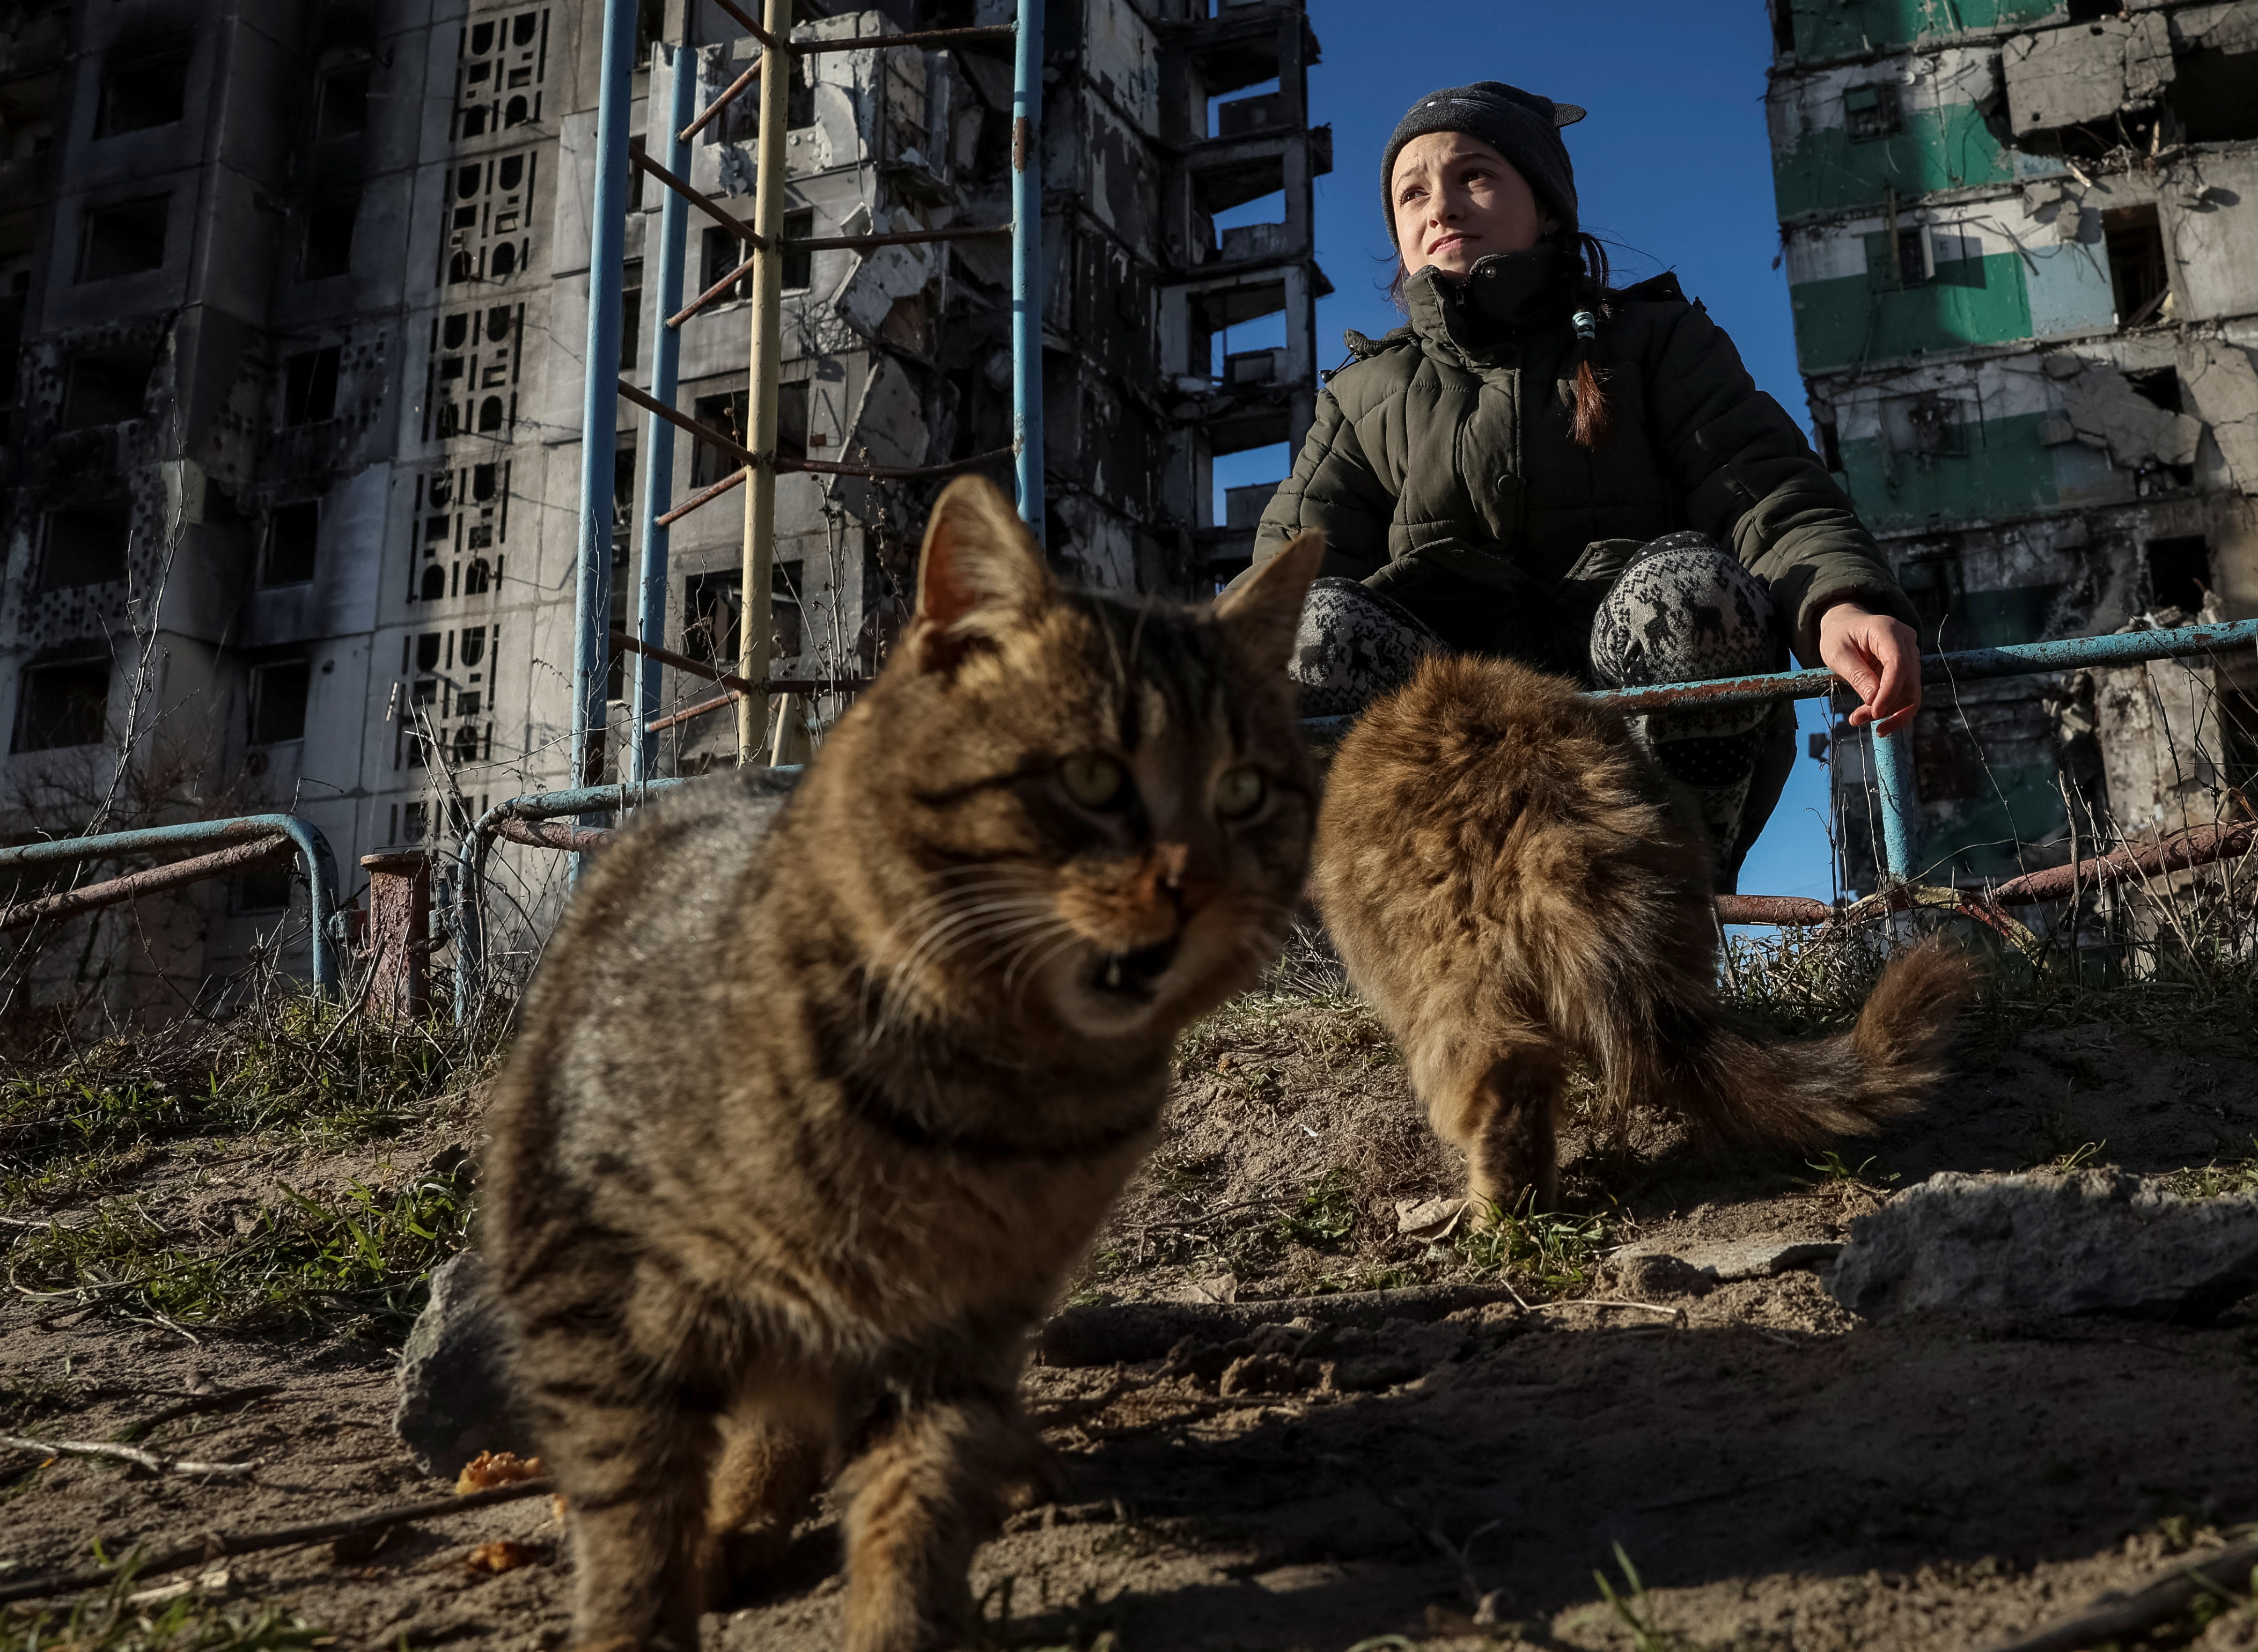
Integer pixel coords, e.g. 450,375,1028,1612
1401,245,1566,366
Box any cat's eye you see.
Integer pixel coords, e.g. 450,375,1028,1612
1060,751,1128,809
1215,766,1266,820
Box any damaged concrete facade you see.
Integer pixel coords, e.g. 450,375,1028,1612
1767,0,2258,897
0,0,1327,1010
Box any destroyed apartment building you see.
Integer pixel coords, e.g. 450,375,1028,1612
0,0,1329,1010
1767,0,2258,900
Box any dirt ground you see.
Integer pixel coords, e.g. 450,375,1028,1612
4,957,2258,1651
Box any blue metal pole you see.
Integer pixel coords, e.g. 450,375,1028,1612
1872,726,1918,885
571,0,638,860
1572,615,2258,714
632,40,694,785
1010,0,1043,539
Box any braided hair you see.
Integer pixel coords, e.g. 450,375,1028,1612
1565,230,1612,450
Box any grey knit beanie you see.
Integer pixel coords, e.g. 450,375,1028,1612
1381,82,1586,246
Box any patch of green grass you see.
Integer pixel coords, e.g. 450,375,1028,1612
1274,1168,1357,1249
9,1163,474,1339
1805,1149,1899,1190
1591,1543,1689,1652
0,1562,324,1650
1453,1197,1612,1298
2,1003,492,1204
2173,1139,2258,1199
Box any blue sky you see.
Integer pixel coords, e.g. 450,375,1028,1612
1213,0,1840,901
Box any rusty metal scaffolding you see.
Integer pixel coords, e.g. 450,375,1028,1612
571,0,1043,829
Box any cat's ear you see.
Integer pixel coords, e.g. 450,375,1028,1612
911,476,1055,670
1213,530,1323,677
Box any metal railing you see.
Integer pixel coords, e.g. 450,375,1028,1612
574,0,1043,831
0,814,342,997
452,615,2258,1016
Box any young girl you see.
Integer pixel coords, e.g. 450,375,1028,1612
1255,80,1921,890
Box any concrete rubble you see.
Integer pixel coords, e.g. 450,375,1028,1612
1829,1170,2258,1323
392,1250,531,1479
2054,358,2208,469
1610,1235,1845,1285
2004,13,2176,137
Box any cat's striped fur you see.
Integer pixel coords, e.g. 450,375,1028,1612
484,478,1323,1651
1315,651,1975,1213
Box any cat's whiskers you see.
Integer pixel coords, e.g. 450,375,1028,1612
870,894,1065,1041
1002,923,1097,1010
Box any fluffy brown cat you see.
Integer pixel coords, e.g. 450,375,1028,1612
483,478,1322,1652
1314,652,1976,1213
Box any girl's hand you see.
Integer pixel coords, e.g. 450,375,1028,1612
1818,603,1921,737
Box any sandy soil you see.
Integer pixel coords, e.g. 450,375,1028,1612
3,978,2256,1651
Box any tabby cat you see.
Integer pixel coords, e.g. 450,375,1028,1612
484,476,1322,1652
1314,652,1975,1214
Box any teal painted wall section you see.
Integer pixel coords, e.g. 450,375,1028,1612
1790,245,2033,371
1785,0,2059,60
2024,239,2117,336
1772,104,2014,219
1839,412,2062,530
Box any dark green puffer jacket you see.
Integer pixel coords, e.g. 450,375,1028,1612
1251,248,1916,676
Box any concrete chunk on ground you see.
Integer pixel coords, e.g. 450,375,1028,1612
1829,1170,2258,1323
1612,1235,1844,1283
392,1250,532,1478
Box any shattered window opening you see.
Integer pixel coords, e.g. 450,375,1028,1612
249,658,312,745
2165,45,2258,145
683,570,742,669
782,210,813,292
1843,82,1902,143
771,557,803,661
316,64,370,140
39,500,129,591
621,259,642,371
2102,205,2169,328
11,657,110,753
2143,535,2211,616
77,196,168,282
97,50,188,138
283,346,341,425
777,381,808,463
2123,367,2181,414
263,501,319,586
700,226,751,305
690,390,748,487
300,196,359,282
61,341,157,429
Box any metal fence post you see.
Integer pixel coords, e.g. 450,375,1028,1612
736,0,792,765
1873,726,1919,886
1011,0,1043,540
361,851,431,1020
634,40,695,785
572,0,638,858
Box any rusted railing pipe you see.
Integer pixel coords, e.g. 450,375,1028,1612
628,147,766,247
0,816,340,995
1989,819,2258,906
0,836,290,933
680,55,760,142
656,468,747,525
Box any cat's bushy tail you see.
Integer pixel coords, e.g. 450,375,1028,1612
1637,940,1977,1143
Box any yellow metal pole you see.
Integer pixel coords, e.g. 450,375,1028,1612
737,0,792,763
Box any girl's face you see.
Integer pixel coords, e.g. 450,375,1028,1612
1391,132,1549,279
